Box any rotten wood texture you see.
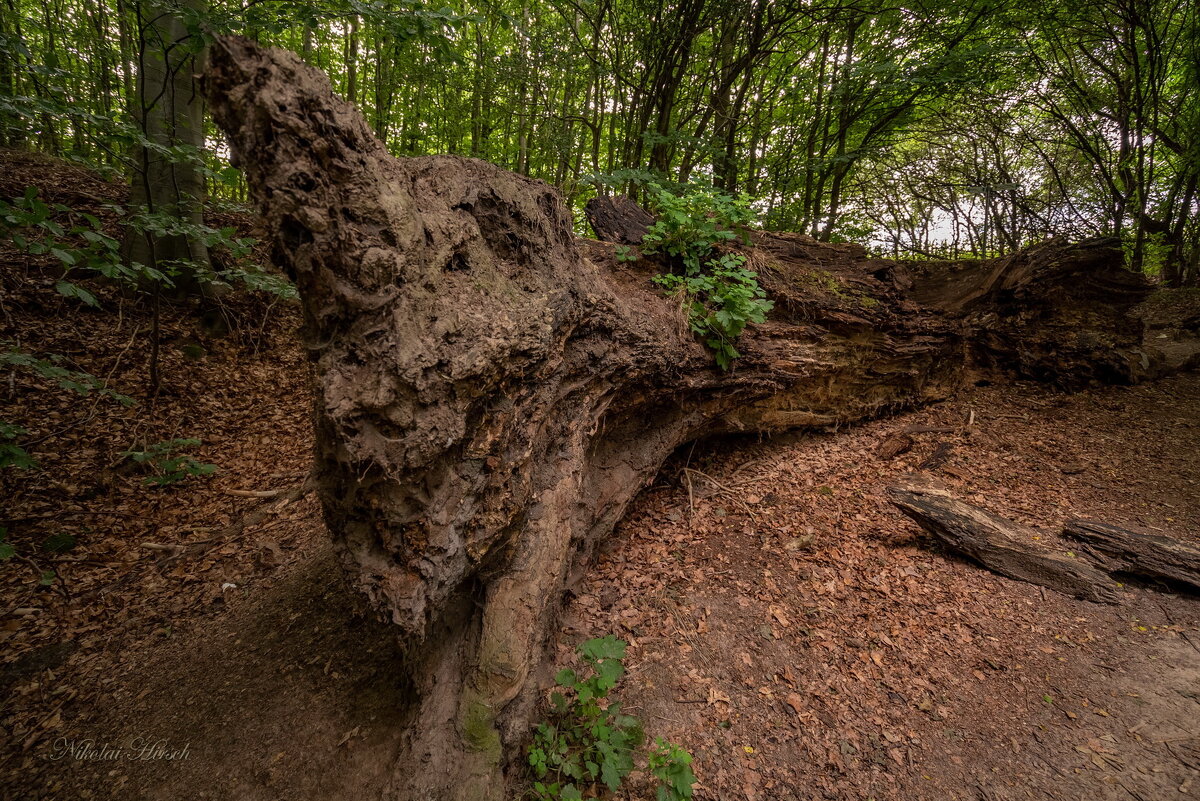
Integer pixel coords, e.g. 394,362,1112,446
1063,519,1200,592
887,486,1120,604
583,194,655,244
582,198,1161,388
877,432,914,460
203,37,1162,800
906,238,1156,387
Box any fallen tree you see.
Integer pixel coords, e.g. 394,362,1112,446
583,197,1158,388
203,37,1167,799
887,487,1199,601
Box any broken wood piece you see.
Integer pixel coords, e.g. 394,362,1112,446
877,432,914,460
887,486,1120,604
1062,520,1200,592
902,424,959,435
139,542,180,553
223,487,292,498
583,195,655,245
919,442,954,470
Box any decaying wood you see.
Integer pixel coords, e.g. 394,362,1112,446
582,197,1162,388
1063,520,1200,592
203,37,1165,800
887,486,1120,604
907,238,1157,387
583,194,655,245
877,432,914,460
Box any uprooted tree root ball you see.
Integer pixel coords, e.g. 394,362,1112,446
200,36,1199,800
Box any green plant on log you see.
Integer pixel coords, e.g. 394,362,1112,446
624,183,772,370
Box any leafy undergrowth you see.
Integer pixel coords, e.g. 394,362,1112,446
0,153,323,792
528,635,697,801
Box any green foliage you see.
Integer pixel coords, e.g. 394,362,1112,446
528,635,643,799
120,205,295,298
648,738,697,801
120,438,218,486
2,0,1198,280
0,187,295,300
640,183,756,272
0,347,133,406
1,347,132,472
527,637,697,801
0,421,36,470
41,532,77,554
0,529,14,561
635,183,773,370
0,188,165,305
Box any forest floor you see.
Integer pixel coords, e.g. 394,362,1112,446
1,153,1198,801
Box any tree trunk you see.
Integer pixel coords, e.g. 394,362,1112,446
583,195,655,245
906,236,1157,387
124,0,209,293
202,38,1167,800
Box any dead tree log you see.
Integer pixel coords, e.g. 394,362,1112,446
1063,520,1200,592
583,195,655,245
887,486,1120,604
203,38,1154,799
906,238,1156,386
581,198,1159,388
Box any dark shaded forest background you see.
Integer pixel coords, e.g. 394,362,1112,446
0,0,1197,283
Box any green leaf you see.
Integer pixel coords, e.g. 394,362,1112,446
580,635,626,662
41,532,77,553
55,280,99,307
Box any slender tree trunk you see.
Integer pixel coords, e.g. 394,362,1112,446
124,0,210,294
346,16,359,104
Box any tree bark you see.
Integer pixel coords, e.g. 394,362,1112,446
583,195,655,245
124,0,210,292
202,37,1166,800
1063,520,1200,593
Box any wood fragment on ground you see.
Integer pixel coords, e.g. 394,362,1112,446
1063,519,1200,592
887,485,1121,604
877,432,914,460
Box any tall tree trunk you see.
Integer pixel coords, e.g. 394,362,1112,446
346,16,359,104
124,0,210,294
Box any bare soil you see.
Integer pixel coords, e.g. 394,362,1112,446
558,372,1200,801
1,153,1198,801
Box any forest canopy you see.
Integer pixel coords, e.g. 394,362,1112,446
0,0,1197,282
